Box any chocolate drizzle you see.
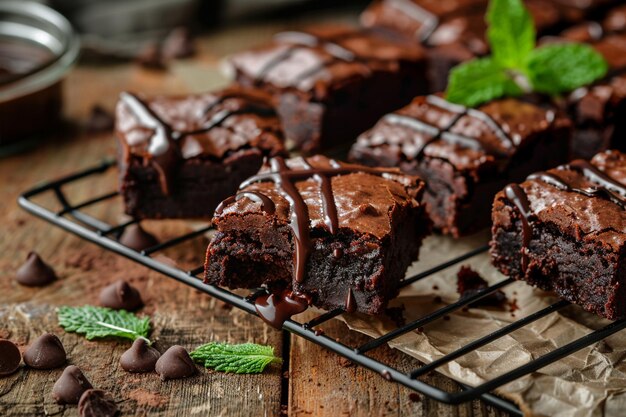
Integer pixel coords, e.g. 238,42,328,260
385,0,439,41
381,95,515,159
528,159,626,209
215,191,276,216
120,91,276,195
255,31,358,84
233,156,399,284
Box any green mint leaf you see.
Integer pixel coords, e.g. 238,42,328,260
190,342,282,374
446,57,523,107
57,306,151,343
487,0,536,69
487,0,535,68
527,43,608,95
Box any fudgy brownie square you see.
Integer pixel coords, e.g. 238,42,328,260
115,86,286,219
490,150,626,320
204,155,430,315
348,95,571,237
228,25,428,153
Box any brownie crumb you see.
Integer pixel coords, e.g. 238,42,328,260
456,266,507,308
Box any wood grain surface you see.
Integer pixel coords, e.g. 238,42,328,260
0,11,511,417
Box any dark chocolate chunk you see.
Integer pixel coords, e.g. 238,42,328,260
52,365,93,405
15,252,57,287
23,333,66,369
155,345,196,381
99,280,143,311
119,339,160,373
456,266,507,308
162,27,196,59
0,339,21,376
78,389,119,417
86,105,114,132
118,224,158,251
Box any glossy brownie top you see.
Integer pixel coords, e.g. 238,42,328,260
350,94,571,172
115,85,285,161
493,150,626,251
228,25,426,100
213,155,425,241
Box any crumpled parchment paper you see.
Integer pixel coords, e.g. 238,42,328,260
340,231,626,417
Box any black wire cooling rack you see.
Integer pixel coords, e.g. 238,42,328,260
18,159,626,417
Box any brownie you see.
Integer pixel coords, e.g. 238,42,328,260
115,86,286,219
348,95,572,237
547,19,626,159
204,155,429,315
490,150,626,320
227,25,428,153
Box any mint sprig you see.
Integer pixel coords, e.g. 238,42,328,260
57,306,151,343
447,0,608,107
190,342,282,374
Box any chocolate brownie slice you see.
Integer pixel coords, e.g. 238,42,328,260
490,150,626,320
348,95,571,237
204,155,429,315
228,25,428,153
115,86,286,219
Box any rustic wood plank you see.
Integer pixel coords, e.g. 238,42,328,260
287,314,512,417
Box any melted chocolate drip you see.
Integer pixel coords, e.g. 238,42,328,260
382,95,515,159
254,290,309,329
120,91,276,195
504,184,533,272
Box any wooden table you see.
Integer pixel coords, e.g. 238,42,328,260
0,11,511,417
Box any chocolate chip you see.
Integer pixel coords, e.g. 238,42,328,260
23,333,66,369
0,339,21,376
52,365,93,404
15,252,57,287
99,280,143,311
86,105,114,132
162,27,196,59
78,389,119,417
135,43,166,70
120,339,160,373
155,345,196,381
119,224,158,251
